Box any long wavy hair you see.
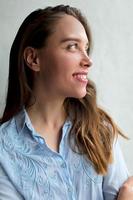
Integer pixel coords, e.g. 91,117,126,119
1,5,126,174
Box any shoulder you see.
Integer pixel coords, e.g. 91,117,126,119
0,117,16,140
0,117,18,157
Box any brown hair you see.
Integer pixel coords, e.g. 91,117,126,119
1,5,126,174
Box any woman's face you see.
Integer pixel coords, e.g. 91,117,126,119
37,14,92,99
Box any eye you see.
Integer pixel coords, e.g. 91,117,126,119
66,43,78,51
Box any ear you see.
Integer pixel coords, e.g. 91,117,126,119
23,47,40,72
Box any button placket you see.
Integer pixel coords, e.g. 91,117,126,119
58,157,75,199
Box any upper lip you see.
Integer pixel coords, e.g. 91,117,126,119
72,71,88,75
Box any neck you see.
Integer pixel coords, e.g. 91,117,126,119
26,84,69,152
26,88,67,130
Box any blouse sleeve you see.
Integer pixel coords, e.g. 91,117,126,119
0,165,24,200
103,139,130,200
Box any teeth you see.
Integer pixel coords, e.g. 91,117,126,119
73,74,87,81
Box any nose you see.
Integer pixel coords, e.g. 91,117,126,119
80,52,93,68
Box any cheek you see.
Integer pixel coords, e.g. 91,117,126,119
40,51,81,82
55,53,80,73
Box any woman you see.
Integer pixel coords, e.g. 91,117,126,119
0,4,133,200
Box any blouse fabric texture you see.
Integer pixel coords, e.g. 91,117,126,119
0,109,129,200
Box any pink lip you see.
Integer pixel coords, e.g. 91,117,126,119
72,71,88,76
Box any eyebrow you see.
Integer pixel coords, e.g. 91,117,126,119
60,37,89,47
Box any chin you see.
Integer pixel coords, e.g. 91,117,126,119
69,91,87,99
77,93,87,99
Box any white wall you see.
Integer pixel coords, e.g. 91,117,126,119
0,0,133,174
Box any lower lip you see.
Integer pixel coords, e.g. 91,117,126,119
73,75,88,84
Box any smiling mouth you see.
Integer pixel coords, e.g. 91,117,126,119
72,73,88,83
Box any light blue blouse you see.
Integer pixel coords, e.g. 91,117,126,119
0,109,129,200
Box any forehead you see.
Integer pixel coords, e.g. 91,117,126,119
48,14,89,44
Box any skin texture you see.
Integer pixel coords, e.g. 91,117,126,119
29,14,92,100
118,176,133,200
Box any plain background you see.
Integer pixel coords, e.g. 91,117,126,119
0,0,133,174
